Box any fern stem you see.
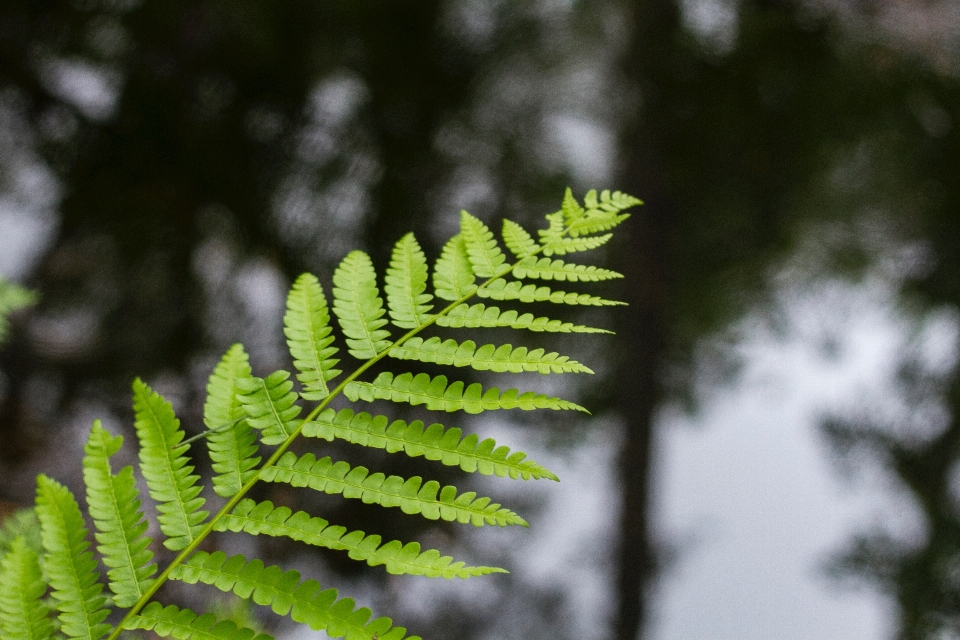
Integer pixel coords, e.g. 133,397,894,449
106,221,573,640
179,418,242,446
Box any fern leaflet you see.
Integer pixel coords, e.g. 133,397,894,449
82,421,157,607
133,379,209,551
345,371,588,413
433,234,478,301
501,219,541,259
205,345,261,497
125,602,272,640
36,475,112,640
261,453,527,526
332,251,392,359
235,371,302,446
171,552,419,640
477,277,624,306
0,537,54,640
284,273,341,400
436,302,611,333
302,408,559,480
460,211,508,278
389,336,592,373
385,233,434,329
541,233,613,256
217,499,506,577
513,256,623,282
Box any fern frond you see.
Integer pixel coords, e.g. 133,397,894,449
332,251,392,360
501,219,541,259
513,256,623,282
345,372,588,414
433,235,477,301
235,371,302,446
205,345,261,498
436,303,611,333
476,278,624,306
262,453,527,527
302,408,559,480
35,475,112,640
0,537,55,640
459,211,507,278
82,421,157,608
217,499,506,578
125,602,272,640
541,233,613,256
385,233,434,329
133,380,208,551
388,336,592,374
284,273,341,400
171,551,420,640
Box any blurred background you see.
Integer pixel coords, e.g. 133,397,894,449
1,1,959,639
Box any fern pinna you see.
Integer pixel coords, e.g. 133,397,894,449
0,188,640,640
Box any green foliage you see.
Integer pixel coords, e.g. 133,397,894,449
0,278,35,345
302,409,559,480
0,537,54,640
82,422,157,607
126,602,272,640
0,189,637,640
204,345,260,498
133,380,209,551
36,475,112,640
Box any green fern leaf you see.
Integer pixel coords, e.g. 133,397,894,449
205,345,261,498
436,303,611,333
171,551,420,640
235,371,302,446
560,187,586,225
302,408,559,480
476,278,625,306
501,219,540,259
513,256,623,282
133,380,209,551
568,214,631,238
344,372,588,414
583,188,642,214
284,273,341,400
125,602,272,640
332,251,392,359
217,499,507,578
433,235,477,301
82,421,157,608
557,188,637,238
540,233,613,256
459,211,507,278
388,336,592,374
385,233,434,329
0,537,55,640
538,210,566,246
35,475,111,640
262,453,527,527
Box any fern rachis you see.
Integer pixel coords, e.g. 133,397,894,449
0,188,639,640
